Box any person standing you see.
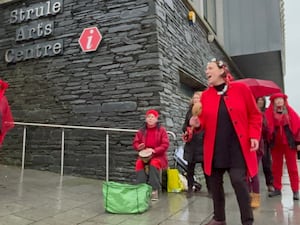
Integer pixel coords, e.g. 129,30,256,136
256,97,274,192
200,59,262,225
248,97,271,208
265,93,300,200
182,91,210,198
133,109,169,201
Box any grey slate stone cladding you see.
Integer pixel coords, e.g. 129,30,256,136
0,0,233,182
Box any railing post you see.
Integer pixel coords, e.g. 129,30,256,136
61,128,65,176
21,126,27,170
106,132,109,182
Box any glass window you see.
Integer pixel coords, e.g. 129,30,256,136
203,0,217,32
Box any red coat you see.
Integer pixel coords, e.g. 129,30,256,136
0,80,14,146
265,92,300,147
132,125,169,169
200,82,262,177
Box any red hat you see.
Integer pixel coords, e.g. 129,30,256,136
145,109,159,118
270,92,287,102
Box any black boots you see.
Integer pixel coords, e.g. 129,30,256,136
293,191,299,200
268,189,299,200
205,218,226,225
268,189,281,197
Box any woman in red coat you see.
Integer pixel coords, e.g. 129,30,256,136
200,59,262,225
265,93,300,200
132,109,169,200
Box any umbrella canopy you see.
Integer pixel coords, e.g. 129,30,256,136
232,78,282,98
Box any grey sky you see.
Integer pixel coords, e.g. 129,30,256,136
284,1,300,113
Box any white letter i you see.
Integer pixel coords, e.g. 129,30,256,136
86,29,94,49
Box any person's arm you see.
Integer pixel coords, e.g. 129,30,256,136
132,130,144,151
0,99,3,132
0,113,2,133
287,106,300,150
243,86,262,149
153,127,169,155
182,109,190,133
294,129,300,151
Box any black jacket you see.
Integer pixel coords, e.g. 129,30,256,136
182,107,204,163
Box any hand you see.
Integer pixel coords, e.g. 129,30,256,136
182,132,187,142
250,139,259,151
149,148,155,154
144,148,155,155
297,145,300,151
189,116,200,128
137,143,145,150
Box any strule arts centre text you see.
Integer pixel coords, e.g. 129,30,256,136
4,0,64,64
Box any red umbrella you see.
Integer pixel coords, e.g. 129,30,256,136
232,78,282,98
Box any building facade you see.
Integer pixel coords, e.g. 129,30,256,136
223,0,285,88
0,0,284,181
189,0,285,88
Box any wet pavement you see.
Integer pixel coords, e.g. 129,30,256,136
0,163,299,225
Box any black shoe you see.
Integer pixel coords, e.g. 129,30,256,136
293,191,299,200
205,218,226,225
268,189,281,197
186,190,193,198
193,182,202,192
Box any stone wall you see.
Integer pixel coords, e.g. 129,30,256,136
153,0,226,133
0,0,232,182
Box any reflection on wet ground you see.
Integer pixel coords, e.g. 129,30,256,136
0,163,299,225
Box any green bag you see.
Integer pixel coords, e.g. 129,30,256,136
102,181,152,214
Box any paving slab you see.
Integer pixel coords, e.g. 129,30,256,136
0,163,299,225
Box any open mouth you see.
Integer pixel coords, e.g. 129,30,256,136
207,75,212,79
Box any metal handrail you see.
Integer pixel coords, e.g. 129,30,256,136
13,122,177,181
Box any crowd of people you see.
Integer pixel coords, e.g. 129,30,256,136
132,58,300,225
1,58,298,224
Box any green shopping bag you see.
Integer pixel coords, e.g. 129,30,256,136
102,181,152,214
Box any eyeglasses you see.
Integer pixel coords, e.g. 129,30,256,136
210,58,224,68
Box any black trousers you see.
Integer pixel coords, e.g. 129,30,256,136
210,168,253,225
136,165,160,191
262,148,273,186
187,162,211,192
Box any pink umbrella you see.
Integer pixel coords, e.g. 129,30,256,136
232,78,282,98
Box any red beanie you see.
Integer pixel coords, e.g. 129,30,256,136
145,109,159,118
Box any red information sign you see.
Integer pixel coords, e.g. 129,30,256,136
78,27,102,52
